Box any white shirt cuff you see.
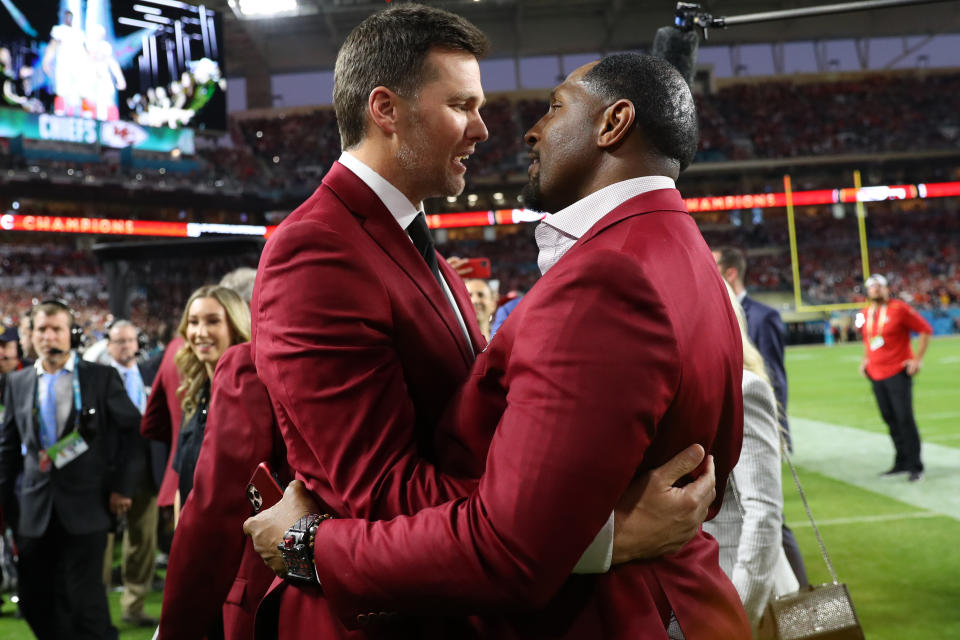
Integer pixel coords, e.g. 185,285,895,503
572,510,614,574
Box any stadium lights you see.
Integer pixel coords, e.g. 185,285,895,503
229,0,299,18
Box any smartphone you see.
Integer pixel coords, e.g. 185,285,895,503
461,257,491,279
246,462,283,513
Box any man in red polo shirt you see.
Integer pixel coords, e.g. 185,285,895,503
859,274,933,482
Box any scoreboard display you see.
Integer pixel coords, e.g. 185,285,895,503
0,0,226,136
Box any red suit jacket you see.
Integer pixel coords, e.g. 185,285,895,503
141,335,185,507
307,188,750,639
158,343,291,640
251,162,487,636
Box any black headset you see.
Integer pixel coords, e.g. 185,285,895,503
33,298,84,351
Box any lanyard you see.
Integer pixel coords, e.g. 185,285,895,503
865,304,888,339
36,352,82,435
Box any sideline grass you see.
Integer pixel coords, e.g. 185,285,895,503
0,587,162,638
784,335,960,640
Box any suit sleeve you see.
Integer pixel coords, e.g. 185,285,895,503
254,220,475,520
730,374,783,625
754,310,787,415
0,380,24,519
103,367,143,496
158,346,271,640
140,354,173,444
313,249,682,618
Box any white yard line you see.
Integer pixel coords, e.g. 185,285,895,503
788,417,960,521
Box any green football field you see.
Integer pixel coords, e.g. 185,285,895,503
781,334,960,640
1,336,957,638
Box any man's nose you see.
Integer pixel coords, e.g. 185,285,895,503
469,111,489,142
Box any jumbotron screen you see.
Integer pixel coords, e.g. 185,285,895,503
0,0,226,130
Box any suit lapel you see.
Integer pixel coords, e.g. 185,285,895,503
323,163,476,365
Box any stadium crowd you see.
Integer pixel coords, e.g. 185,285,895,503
6,69,957,199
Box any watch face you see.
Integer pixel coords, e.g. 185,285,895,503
246,484,263,512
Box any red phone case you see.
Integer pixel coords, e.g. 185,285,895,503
463,257,491,279
246,462,283,513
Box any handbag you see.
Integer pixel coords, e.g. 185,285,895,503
757,433,865,640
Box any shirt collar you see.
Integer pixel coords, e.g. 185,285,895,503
737,289,747,303
110,358,138,373
34,351,76,376
541,175,675,240
339,151,423,231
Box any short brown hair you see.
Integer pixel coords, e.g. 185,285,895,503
714,246,747,281
333,3,489,150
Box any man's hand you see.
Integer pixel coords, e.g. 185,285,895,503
904,358,922,376
859,359,869,378
612,444,715,564
109,492,132,516
446,256,475,276
243,479,320,577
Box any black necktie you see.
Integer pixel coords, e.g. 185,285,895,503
407,212,443,288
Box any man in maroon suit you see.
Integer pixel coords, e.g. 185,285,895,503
248,51,749,639
245,6,725,639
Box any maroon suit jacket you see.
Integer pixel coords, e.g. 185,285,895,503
250,162,487,635
307,188,750,639
141,335,185,507
158,343,290,640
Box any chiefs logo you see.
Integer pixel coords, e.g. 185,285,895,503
100,121,149,149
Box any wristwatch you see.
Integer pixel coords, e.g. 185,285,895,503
278,513,333,585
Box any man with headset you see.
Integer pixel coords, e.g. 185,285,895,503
0,299,141,639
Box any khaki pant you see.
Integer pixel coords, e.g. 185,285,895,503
103,484,159,617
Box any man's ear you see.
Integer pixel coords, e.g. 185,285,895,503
368,86,402,135
597,99,635,149
722,267,739,285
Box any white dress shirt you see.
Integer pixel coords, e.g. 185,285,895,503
535,175,676,275
338,152,471,345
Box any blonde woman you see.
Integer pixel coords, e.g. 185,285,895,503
703,284,799,631
171,285,250,512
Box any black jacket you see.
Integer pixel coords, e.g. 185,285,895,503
0,358,141,537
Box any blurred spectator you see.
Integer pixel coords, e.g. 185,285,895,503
465,279,497,341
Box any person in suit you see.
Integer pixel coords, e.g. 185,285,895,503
247,53,749,639
703,284,799,630
157,343,290,640
0,300,141,639
712,246,809,589
102,319,161,627
0,325,25,401
18,312,36,365
243,6,719,639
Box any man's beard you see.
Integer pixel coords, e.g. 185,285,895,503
396,111,461,200
521,174,544,213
